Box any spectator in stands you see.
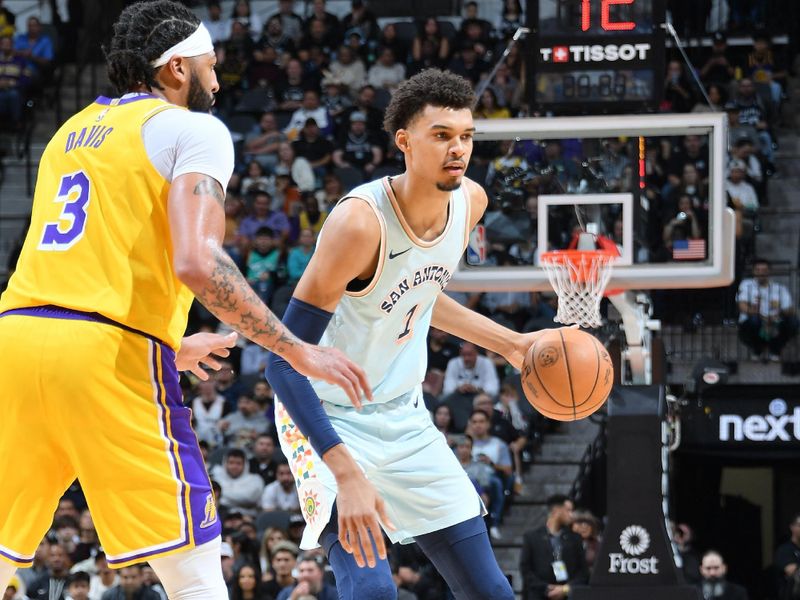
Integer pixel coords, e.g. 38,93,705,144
219,392,274,447
245,112,287,173
333,110,383,178
443,341,500,402
667,135,709,189
249,434,282,485
100,565,160,600
367,47,406,92
315,172,344,212
692,82,727,113
700,32,735,87
263,542,298,597
0,0,14,37
520,495,588,600
474,88,511,120
305,0,339,37
287,227,315,285
17,539,49,589
202,1,230,44
412,18,450,65
734,78,775,165
212,449,265,517
320,76,352,126
672,522,701,584
737,259,798,361
88,553,116,600
139,566,166,600
296,193,327,237
241,341,270,378
499,0,525,40
0,34,30,125
229,564,270,600
292,118,333,182
774,513,800,598
13,16,52,81
448,42,487,86
269,0,303,43
343,83,384,134
377,23,408,65
28,543,71,600
260,463,301,512
571,511,602,570
726,158,759,214
328,44,366,98
340,0,379,43
599,137,631,192
239,191,291,242
490,62,522,110
274,142,315,193
258,15,296,59
433,404,459,447
275,58,313,112
298,16,337,59
275,555,337,600
65,571,90,600
284,90,331,139
699,550,748,600
231,0,262,40
661,195,703,260
259,528,287,579
466,409,512,537
454,435,499,536
247,226,281,304
745,32,787,106
731,137,764,194
241,161,271,196
663,60,695,113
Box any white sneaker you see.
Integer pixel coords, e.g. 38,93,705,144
490,526,502,540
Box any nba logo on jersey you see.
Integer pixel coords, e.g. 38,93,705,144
199,493,217,529
467,224,487,265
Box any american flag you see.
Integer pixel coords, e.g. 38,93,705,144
673,239,706,260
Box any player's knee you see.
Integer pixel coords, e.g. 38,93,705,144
353,568,397,600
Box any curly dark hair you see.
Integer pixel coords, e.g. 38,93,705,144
104,0,201,95
383,69,475,135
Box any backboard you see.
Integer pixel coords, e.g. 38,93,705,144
450,112,736,292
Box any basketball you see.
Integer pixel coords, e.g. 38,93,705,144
521,328,613,421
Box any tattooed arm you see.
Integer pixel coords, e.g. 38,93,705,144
168,173,371,404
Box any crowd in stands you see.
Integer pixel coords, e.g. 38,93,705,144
2,0,800,598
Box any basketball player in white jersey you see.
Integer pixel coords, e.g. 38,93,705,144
267,69,540,599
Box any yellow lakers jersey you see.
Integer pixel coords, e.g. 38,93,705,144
0,95,194,349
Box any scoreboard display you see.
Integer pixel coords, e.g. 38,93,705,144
527,0,666,113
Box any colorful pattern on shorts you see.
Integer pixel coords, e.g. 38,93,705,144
275,402,317,487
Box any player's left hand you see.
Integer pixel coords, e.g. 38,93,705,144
176,331,238,380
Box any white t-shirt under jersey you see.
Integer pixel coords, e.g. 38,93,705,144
135,97,234,190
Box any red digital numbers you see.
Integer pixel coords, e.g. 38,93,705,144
582,0,636,32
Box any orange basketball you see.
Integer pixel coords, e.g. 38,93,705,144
521,328,613,421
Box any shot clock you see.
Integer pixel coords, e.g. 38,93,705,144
527,0,666,113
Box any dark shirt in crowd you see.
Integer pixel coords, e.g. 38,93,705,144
520,526,589,600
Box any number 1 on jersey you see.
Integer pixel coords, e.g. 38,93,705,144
397,304,419,343
39,171,91,251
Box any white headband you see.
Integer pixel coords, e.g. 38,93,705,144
151,23,214,68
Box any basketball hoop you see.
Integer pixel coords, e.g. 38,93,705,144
540,249,617,328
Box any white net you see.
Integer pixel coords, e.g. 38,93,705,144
540,251,616,328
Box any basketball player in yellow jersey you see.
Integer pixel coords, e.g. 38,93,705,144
0,2,370,597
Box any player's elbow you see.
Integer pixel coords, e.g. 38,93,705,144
173,253,214,290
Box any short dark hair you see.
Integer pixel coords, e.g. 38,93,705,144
546,494,571,510
67,571,91,586
254,226,275,238
383,68,475,135
469,408,491,421
226,448,247,461
105,0,201,94
753,258,770,269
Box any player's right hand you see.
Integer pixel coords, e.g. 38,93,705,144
289,343,373,409
336,473,395,568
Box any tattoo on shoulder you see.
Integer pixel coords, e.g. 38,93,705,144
193,177,225,207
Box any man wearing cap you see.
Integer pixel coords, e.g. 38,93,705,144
333,111,383,178
700,33,735,87
726,158,759,214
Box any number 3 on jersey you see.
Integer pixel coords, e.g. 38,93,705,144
397,304,419,344
38,171,91,251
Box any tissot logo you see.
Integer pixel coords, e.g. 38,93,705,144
608,525,659,574
719,398,800,442
540,43,651,64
